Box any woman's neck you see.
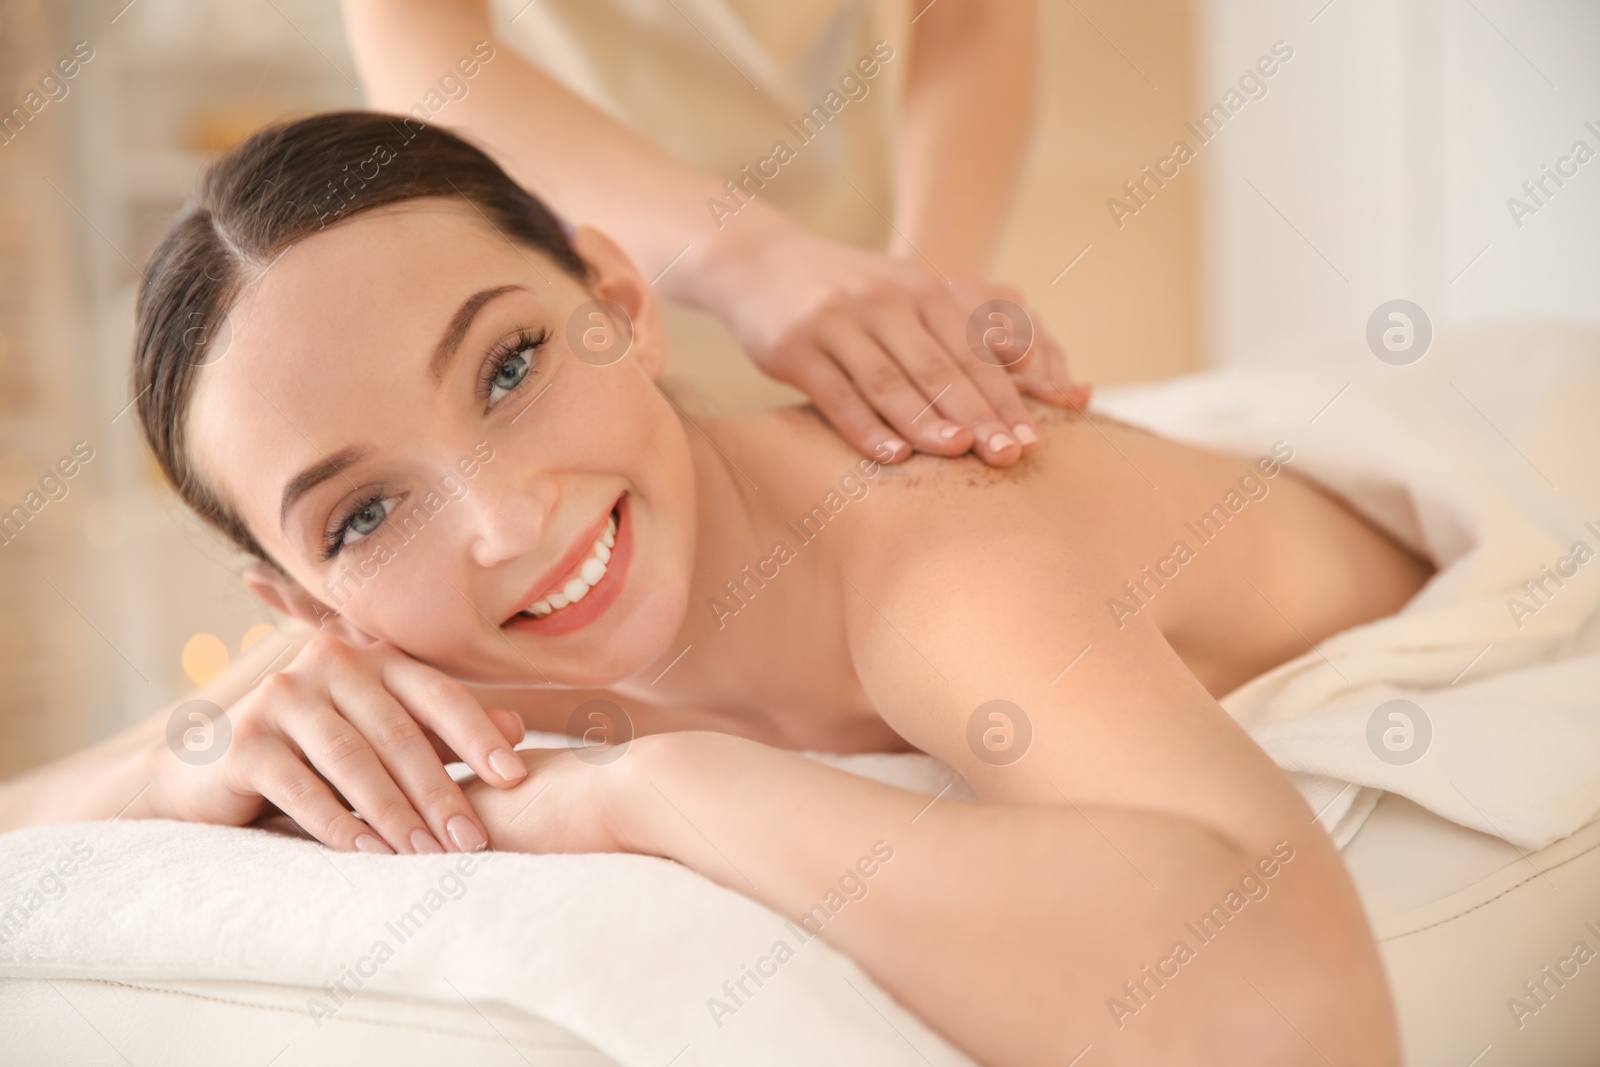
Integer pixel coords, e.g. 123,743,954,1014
613,407,872,732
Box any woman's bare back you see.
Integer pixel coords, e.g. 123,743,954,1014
739,402,1435,702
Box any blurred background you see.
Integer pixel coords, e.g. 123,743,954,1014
0,0,1595,779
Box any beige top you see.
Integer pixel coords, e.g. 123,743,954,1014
489,0,910,249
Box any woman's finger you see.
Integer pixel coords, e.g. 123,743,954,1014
280,695,453,854
381,652,529,791
327,668,489,855
819,319,974,456
247,737,395,854
418,708,526,766
785,345,912,463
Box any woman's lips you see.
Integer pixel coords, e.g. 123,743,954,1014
503,494,633,638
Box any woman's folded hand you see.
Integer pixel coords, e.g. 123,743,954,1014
458,745,636,856
148,632,529,855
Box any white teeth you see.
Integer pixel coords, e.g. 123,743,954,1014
520,508,618,620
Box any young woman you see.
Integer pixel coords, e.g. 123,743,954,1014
6,114,1426,1064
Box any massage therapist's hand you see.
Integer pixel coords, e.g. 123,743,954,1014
149,633,529,855
693,224,1082,468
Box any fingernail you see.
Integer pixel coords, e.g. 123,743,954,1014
937,424,963,441
447,814,488,853
1012,423,1039,446
487,747,527,783
354,833,392,855
878,437,908,460
987,431,1018,453
410,829,445,855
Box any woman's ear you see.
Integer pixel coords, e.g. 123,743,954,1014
241,561,377,646
568,225,665,380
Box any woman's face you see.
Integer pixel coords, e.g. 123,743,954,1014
186,200,697,687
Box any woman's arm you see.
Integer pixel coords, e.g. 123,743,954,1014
892,0,1039,277
0,626,310,832
467,518,1399,1065
474,727,1388,1066
0,623,536,855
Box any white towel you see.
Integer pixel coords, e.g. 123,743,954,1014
1096,321,1600,849
0,752,976,1067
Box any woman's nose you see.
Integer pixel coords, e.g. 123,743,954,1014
460,469,558,569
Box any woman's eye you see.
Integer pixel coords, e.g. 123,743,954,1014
488,348,532,406
341,496,399,546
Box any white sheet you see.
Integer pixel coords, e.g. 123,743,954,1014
1097,321,1600,849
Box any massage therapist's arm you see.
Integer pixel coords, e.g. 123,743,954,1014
341,0,1076,467
893,0,1038,277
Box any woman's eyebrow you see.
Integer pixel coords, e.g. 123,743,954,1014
280,445,367,531
429,284,527,382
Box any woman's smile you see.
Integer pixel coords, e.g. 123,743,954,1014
503,492,633,638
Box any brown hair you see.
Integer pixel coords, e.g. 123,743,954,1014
133,111,588,564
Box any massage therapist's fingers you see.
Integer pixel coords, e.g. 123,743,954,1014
867,303,1024,467
821,322,974,457
917,291,1041,465
382,655,528,787
788,348,911,464
1015,327,1074,405
249,739,394,854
